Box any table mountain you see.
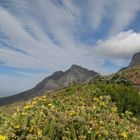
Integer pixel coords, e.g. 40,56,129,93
0,65,98,106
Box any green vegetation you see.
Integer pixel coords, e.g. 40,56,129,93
0,83,140,139
93,73,133,85
89,83,140,116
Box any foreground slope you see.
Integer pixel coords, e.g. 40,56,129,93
0,65,98,106
0,83,140,140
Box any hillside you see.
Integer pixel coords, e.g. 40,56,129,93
0,65,98,106
0,83,140,139
129,52,140,67
121,65,140,85
119,52,140,85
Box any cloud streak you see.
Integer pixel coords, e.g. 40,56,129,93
0,0,140,95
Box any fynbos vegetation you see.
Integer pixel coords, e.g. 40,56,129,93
0,83,140,140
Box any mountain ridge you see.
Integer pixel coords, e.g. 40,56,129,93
0,64,98,106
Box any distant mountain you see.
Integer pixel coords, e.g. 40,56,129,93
120,52,140,85
129,52,140,67
0,65,98,106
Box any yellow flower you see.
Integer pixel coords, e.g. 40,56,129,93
37,128,42,135
15,125,20,129
69,110,76,116
16,108,20,112
121,131,128,138
48,103,52,107
12,112,17,118
94,97,99,102
99,102,105,106
21,112,25,115
81,105,85,109
103,130,108,136
125,111,133,115
93,105,96,110
0,135,6,140
99,96,103,99
31,101,37,106
89,127,92,131
111,107,117,113
133,117,137,122
99,120,104,125
24,105,32,110
79,135,86,139
41,96,47,101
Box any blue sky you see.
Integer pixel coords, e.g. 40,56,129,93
0,0,140,96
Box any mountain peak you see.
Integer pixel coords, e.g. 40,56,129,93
71,64,81,68
70,64,86,70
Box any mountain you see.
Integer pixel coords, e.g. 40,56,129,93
121,65,140,85
120,52,140,85
129,52,140,67
35,64,98,91
0,65,98,106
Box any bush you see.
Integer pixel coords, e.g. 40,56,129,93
91,83,140,116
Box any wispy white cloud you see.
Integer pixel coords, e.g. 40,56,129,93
87,0,110,31
0,0,140,95
109,0,140,35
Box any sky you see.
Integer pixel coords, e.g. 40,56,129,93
0,0,140,96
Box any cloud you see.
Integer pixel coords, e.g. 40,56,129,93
0,0,140,95
0,1,140,71
0,2,87,70
87,0,110,31
95,30,140,68
109,0,140,35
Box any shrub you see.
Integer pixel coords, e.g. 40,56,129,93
0,90,140,139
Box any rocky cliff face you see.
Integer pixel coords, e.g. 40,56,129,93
129,52,140,67
0,65,98,106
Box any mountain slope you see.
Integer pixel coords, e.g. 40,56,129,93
129,52,140,67
121,65,140,85
120,52,140,85
0,65,98,106
36,64,98,92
